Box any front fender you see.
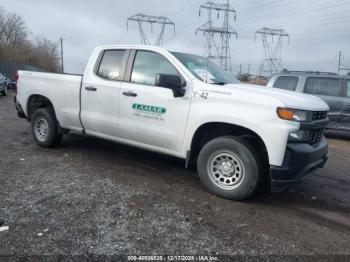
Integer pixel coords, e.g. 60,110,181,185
183,99,299,166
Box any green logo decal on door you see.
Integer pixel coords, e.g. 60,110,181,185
132,104,166,114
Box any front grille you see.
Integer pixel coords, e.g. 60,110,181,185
312,111,327,121
308,128,324,145
307,111,328,145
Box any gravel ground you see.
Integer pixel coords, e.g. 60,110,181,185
0,92,350,258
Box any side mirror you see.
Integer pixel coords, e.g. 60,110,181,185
155,74,186,97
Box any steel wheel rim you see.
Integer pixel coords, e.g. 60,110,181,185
34,118,49,141
207,151,245,190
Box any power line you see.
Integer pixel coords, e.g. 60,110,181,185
267,11,350,31
283,17,350,33
163,0,204,17
239,0,287,14
239,0,349,19
237,0,350,26
167,3,350,49
142,0,350,74
140,0,168,15
163,1,349,48
160,0,205,40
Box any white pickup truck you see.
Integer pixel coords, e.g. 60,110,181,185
15,45,329,200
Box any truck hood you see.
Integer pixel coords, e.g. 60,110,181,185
224,84,329,111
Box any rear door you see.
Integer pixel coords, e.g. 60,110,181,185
303,77,342,127
80,49,129,137
339,79,350,129
118,49,191,153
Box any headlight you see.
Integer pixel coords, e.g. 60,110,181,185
277,108,310,122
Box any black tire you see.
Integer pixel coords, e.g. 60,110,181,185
197,136,261,201
31,108,63,148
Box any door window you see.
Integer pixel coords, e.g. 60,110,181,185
346,80,350,97
97,50,126,81
304,77,340,96
273,76,299,91
131,51,178,86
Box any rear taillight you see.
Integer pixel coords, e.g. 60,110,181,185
15,72,19,95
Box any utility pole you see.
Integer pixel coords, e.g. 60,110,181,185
255,27,289,76
337,51,350,75
338,51,342,75
60,37,64,73
127,13,175,46
196,0,238,72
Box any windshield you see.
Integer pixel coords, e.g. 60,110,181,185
172,52,240,85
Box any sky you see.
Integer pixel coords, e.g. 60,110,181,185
0,0,349,75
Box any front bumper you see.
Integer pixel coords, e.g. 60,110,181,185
270,136,328,193
14,96,26,118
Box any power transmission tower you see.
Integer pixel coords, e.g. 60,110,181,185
127,13,175,46
255,27,289,76
196,1,238,72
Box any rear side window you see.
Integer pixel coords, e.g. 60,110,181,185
97,50,126,81
347,80,350,97
304,77,340,96
273,76,299,91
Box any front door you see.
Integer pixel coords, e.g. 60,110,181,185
118,50,191,153
80,49,128,137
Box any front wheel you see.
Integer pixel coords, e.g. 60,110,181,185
197,136,261,201
31,108,63,148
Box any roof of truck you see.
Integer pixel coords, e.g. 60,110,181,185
96,44,167,51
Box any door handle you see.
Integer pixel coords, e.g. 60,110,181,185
85,86,97,91
122,91,137,97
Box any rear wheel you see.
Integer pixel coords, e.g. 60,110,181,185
31,108,63,147
197,136,261,201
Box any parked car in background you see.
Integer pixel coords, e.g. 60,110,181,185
267,70,350,131
5,77,16,90
0,73,8,96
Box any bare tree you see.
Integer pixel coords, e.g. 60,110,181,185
30,38,60,72
0,7,7,43
0,6,60,72
0,11,27,47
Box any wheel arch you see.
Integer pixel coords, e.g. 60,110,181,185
26,94,57,122
187,122,270,168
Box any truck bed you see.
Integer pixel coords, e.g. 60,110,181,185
17,71,83,131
